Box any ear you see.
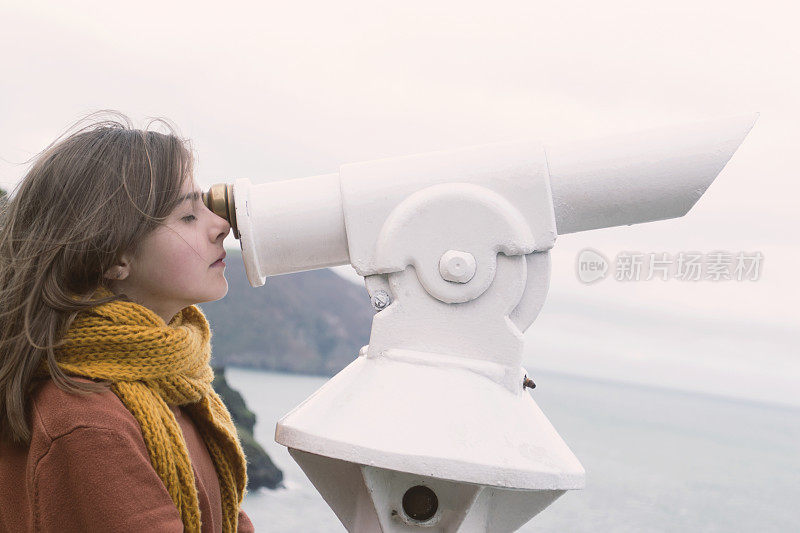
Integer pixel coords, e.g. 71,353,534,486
103,253,132,281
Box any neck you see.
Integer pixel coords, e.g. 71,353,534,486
106,282,180,324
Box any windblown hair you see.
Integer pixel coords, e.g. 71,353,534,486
0,111,195,445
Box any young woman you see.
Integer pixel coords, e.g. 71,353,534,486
0,112,255,532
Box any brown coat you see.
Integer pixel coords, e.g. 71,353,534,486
0,377,256,532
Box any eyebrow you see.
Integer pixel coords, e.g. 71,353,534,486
178,191,202,204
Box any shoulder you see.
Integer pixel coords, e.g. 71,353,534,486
28,380,184,532
29,376,142,443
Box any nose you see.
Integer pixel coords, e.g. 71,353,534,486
202,183,239,239
215,214,231,241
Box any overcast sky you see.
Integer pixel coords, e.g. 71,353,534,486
2,1,797,402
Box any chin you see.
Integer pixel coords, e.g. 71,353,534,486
206,280,229,303
187,282,228,307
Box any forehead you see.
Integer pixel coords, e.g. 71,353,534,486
180,177,199,194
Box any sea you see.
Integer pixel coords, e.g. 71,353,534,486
228,366,800,532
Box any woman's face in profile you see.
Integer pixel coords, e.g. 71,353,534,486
112,177,231,323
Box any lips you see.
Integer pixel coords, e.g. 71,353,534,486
211,251,226,266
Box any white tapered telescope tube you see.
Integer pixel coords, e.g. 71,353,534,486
226,113,757,287
546,113,758,234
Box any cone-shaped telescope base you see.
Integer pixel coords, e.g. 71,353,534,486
275,350,584,531
275,351,584,490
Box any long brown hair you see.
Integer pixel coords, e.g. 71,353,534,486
0,110,195,445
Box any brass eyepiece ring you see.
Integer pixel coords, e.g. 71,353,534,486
201,183,239,239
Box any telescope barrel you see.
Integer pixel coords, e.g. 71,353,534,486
546,113,758,234
202,114,758,286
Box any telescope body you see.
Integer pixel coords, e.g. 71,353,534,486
204,114,757,532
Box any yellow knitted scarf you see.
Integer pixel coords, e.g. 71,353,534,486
43,287,248,532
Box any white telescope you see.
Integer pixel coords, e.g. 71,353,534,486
203,114,757,532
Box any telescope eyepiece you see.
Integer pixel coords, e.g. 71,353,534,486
202,183,239,239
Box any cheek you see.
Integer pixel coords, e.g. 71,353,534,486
142,231,206,287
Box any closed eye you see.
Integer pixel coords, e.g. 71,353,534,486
182,214,197,222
